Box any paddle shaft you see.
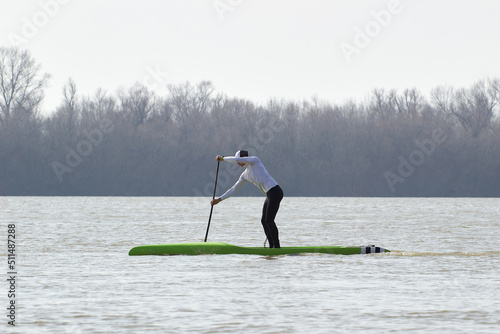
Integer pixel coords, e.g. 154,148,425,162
204,160,220,242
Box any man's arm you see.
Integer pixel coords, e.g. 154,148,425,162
211,175,247,205
217,155,259,164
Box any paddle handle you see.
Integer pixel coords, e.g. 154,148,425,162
204,160,220,242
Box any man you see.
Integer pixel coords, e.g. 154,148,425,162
211,150,284,248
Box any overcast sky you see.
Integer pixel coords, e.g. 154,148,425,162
1,0,500,114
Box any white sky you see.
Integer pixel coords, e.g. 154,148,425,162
1,0,500,114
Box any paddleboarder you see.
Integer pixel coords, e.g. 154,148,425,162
211,150,283,248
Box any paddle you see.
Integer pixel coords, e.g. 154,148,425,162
204,160,220,242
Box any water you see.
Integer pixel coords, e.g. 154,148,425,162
1,197,499,333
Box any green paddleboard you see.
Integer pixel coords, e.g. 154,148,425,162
128,242,389,256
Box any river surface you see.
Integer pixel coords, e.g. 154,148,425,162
1,196,499,333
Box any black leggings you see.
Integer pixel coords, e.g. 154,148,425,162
261,185,283,248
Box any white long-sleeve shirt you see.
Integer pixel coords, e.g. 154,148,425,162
219,156,278,200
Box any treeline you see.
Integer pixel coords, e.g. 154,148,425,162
1,46,500,197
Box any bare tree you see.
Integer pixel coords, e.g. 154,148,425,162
62,78,80,135
371,88,399,118
80,88,116,126
0,47,50,126
168,81,215,137
168,81,215,119
432,79,500,136
397,88,423,116
119,82,157,126
431,85,455,115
